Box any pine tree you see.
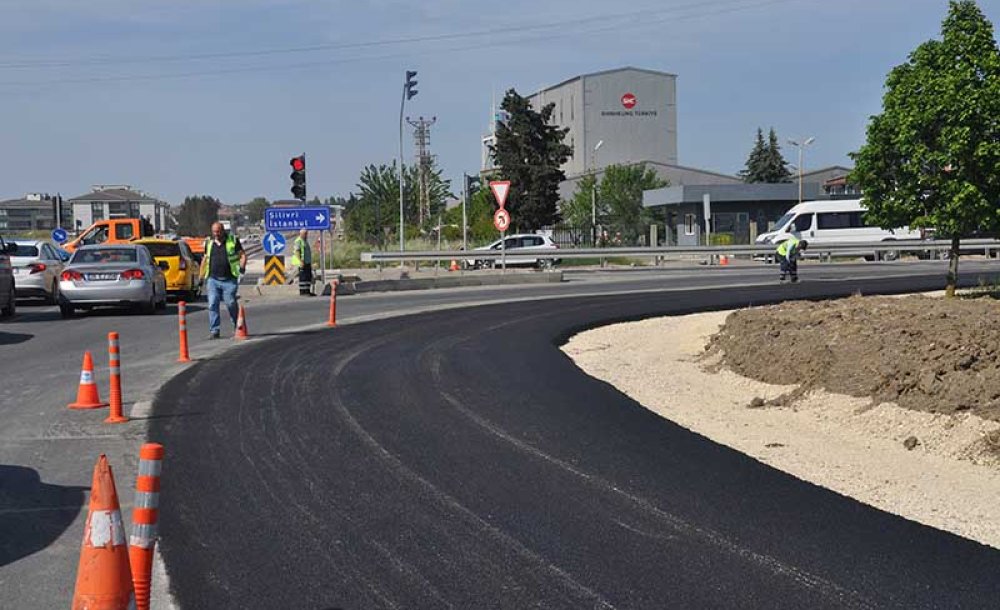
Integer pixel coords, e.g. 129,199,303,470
762,128,793,183
739,128,768,183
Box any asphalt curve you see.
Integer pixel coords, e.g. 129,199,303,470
151,275,1000,609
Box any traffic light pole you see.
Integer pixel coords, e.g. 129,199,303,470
462,173,468,252
398,85,405,259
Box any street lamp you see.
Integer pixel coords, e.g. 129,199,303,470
591,140,604,245
787,137,815,205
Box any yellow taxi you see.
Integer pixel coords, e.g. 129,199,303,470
133,238,201,300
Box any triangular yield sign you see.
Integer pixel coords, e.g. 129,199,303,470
490,181,511,209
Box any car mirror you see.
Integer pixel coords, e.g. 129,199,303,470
4,242,17,254
157,261,170,271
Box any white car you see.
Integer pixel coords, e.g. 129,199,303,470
10,239,65,304
466,234,560,269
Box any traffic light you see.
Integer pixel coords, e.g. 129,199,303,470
290,154,306,201
404,70,418,100
464,174,481,195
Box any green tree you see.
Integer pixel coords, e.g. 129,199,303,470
175,195,221,236
739,128,768,182
741,127,792,183
850,0,1000,296
562,174,598,244
599,163,669,244
345,161,453,245
244,197,269,225
490,89,573,230
762,128,793,183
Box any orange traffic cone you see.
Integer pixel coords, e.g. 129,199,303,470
69,351,109,410
72,455,136,610
449,259,460,272
235,304,249,340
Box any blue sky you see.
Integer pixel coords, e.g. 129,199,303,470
0,0,996,205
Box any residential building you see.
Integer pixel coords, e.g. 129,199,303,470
67,185,170,233
0,193,73,233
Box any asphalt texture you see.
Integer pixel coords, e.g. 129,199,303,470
150,272,1000,609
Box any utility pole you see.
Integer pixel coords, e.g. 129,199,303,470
406,116,437,228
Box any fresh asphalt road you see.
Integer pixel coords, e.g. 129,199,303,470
2,260,1000,608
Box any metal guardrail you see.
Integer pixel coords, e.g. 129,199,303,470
361,239,1000,263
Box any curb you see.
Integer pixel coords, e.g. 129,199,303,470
253,271,563,297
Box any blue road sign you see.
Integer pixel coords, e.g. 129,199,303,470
265,207,331,231
262,231,287,256
51,227,68,244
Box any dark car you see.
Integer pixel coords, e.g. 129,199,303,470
0,234,16,317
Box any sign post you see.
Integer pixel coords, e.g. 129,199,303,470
490,181,511,274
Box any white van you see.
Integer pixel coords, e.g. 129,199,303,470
755,199,920,259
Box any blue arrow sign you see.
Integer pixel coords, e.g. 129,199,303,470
262,231,287,256
51,227,68,244
264,206,331,231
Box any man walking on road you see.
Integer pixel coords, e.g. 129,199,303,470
291,228,315,296
776,237,808,283
202,222,247,338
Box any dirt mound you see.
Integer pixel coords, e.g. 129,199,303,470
707,295,1000,420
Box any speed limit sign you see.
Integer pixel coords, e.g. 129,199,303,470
493,209,511,232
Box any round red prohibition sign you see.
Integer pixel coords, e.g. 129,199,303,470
494,208,511,232
621,93,637,109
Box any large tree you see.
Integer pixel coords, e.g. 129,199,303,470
490,89,573,230
850,0,1000,296
175,195,221,236
741,127,792,183
599,163,669,244
345,161,451,245
244,197,269,225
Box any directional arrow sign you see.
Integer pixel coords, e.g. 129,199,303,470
51,227,68,244
489,181,511,210
262,231,287,255
265,206,331,231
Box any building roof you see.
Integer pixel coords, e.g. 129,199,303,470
68,185,164,204
643,182,822,207
530,66,678,97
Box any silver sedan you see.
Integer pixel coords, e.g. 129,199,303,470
59,244,167,318
11,239,65,304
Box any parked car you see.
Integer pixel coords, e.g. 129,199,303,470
58,244,167,318
0,234,16,317
10,239,65,304
134,238,202,301
465,234,561,269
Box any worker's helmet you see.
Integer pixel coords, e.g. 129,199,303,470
799,240,809,250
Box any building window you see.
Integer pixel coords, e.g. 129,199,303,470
91,202,104,221
684,213,696,235
109,202,129,218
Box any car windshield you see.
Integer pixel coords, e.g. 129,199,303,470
773,213,795,232
72,248,138,264
141,243,180,258
11,244,39,256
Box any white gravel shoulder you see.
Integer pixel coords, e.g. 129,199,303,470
562,310,1000,550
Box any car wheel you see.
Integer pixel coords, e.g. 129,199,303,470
156,289,167,310
140,292,156,315
1,295,14,317
46,280,59,305
59,301,74,319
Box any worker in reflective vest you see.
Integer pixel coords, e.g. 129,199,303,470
290,229,315,296
201,222,247,338
776,237,808,283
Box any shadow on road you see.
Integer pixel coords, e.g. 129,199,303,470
0,465,86,568
0,331,33,345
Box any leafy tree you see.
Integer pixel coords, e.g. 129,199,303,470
345,161,452,245
599,163,669,244
739,128,768,182
741,127,792,183
175,195,221,236
490,89,573,230
850,0,1000,296
244,197,269,225
762,128,793,183
562,174,598,244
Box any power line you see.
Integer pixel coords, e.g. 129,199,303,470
0,0,800,69
0,0,807,91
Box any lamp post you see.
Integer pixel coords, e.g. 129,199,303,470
591,140,604,246
787,137,815,205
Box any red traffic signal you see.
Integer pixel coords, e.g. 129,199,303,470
290,156,305,172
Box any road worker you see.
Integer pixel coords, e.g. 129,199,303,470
776,237,808,283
